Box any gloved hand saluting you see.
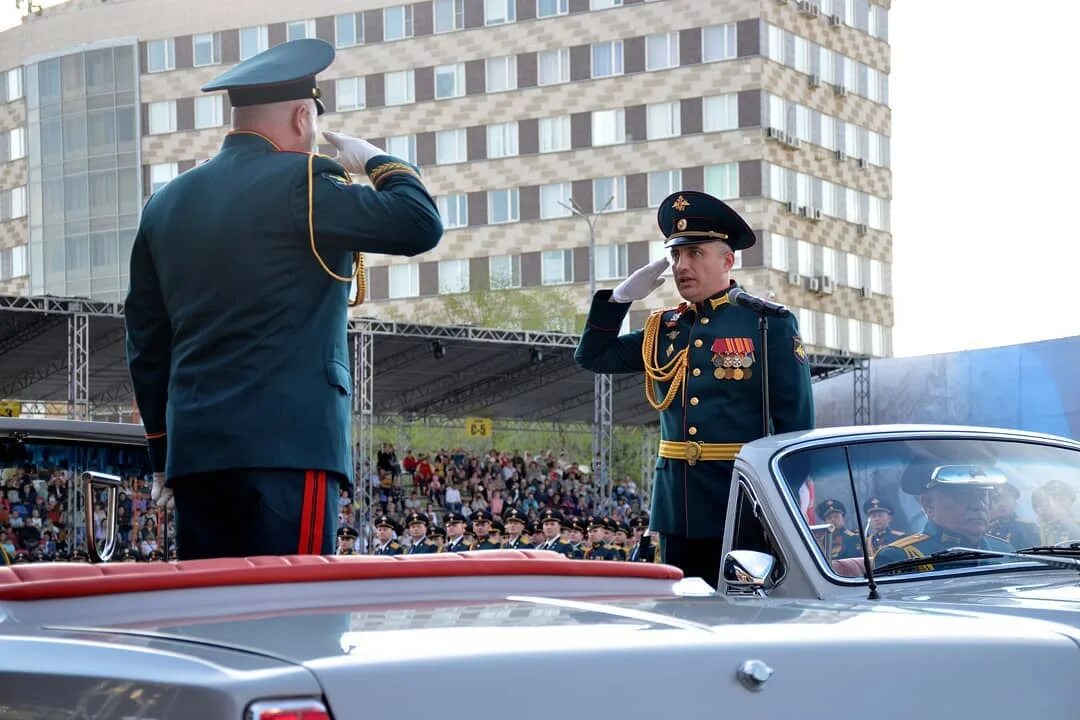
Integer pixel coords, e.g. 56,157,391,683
151,472,174,510
611,257,669,303
323,131,384,174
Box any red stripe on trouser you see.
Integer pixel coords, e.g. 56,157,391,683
310,471,327,554
298,470,315,554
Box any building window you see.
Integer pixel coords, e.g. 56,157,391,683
795,105,811,143
287,19,316,41
437,194,468,228
336,77,365,111
537,48,570,86
385,69,416,105
146,39,174,73
490,254,521,289
793,35,812,74
796,240,813,276
870,259,886,294
821,245,837,279
192,34,220,67
646,101,680,140
1,186,27,220
704,163,738,200
385,135,417,164
844,187,860,223
820,114,837,151
702,94,738,132
594,243,628,281
592,176,626,212
486,122,519,159
384,5,414,41
0,245,27,281
435,63,465,99
485,56,517,93
539,115,571,153
770,233,788,272
542,249,573,285
871,324,885,356
485,0,516,25
147,100,177,135
646,32,679,71
540,182,572,219
869,196,886,231
766,25,785,64
591,109,625,146
336,13,364,48
194,95,223,129
4,68,22,102
389,263,420,298
488,188,520,224
846,253,862,288
434,0,465,32
703,23,737,62
436,129,467,164
823,313,839,349
796,172,812,207
798,308,816,344
591,40,623,78
821,181,838,218
239,26,268,61
537,0,568,18
439,259,470,294
149,163,178,193
647,169,681,207
848,318,863,353
7,127,26,160
590,0,623,8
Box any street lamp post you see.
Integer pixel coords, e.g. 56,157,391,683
559,195,615,510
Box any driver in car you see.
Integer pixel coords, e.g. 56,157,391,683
874,465,1014,571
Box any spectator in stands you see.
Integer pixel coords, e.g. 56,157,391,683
402,449,418,476
445,482,463,513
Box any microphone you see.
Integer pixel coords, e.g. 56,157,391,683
727,287,791,318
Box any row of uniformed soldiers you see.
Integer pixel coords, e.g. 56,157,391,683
812,497,909,560
342,507,660,562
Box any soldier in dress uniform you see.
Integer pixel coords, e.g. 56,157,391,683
989,482,1041,550
428,525,446,552
613,521,631,554
463,523,478,548
489,520,505,548
875,465,1015,572
405,512,437,554
583,516,618,560
372,515,403,556
125,38,442,560
147,548,165,563
565,516,586,559
119,547,141,563
336,525,359,555
442,511,471,553
605,518,627,560
575,191,813,587
502,508,533,549
472,510,500,550
628,516,660,563
813,499,862,560
863,497,906,556
534,508,576,557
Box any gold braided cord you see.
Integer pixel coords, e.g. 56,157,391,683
641,310,688,411
307,153,365,307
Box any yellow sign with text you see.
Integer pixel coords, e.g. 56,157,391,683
0,401,21,417
466,417,493,438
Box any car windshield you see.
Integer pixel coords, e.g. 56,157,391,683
776,436,1080,577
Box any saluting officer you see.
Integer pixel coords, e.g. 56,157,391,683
125,38,443,560
372,515,403,556
863,497,906,556
575,191,813,587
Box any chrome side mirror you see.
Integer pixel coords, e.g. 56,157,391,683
723,550,777,596
82,471,122,563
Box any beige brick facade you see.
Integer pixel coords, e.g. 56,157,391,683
0,0,894,355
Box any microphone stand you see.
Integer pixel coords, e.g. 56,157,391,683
759,313,771,437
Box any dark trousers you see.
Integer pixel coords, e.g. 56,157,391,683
171,469,341,560
660,534,724,589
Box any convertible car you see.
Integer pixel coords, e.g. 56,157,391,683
720,425,1080,626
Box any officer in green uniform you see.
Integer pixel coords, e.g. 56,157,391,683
575,191,814,586
372,515,403,556
875,465,1015,572
489,519,505,548
336,525,359,555
813,499,862,560
863,497,906,556
502,508,533,549
566,516,586,559
125,39,442,560
428,525,446,552
471,510,501,550
534,508,576,557
988,483,1041,549
405,512,437,554
628,516,659,563
605,518,627,560
442,511,471,552
583,516,618,560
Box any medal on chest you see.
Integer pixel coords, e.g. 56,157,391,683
711,337,755,380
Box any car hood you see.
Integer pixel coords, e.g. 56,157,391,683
877,569,1080,620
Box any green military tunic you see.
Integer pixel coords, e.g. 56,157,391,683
874,521,1015,572
575,288,814,539
867,528,907,557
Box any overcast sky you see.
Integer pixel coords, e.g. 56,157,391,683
3,1,1078,358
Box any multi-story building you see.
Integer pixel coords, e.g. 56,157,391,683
0,0,893,356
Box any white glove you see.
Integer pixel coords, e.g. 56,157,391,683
151,472,174,510
611,257,669,303
323,130,384,173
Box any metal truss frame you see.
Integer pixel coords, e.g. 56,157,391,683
853,357,872,425
67,314,89,420
592,373,613,509
348,318,578,348
352,320,375,552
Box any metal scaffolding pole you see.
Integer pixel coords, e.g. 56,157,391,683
67,313,89,420
593,373,613,509
640,425,659,504
853,358,871,425
352,321,376,552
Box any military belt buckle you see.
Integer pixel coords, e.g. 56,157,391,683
686,441,702,466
